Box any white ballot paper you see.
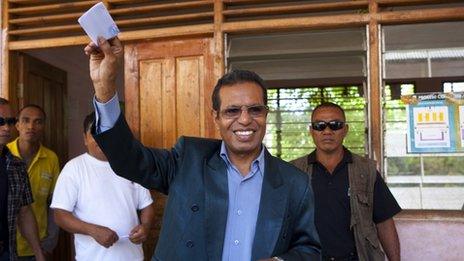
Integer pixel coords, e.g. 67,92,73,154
78,2,120,45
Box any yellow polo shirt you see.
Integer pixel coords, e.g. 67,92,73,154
7,138,60,256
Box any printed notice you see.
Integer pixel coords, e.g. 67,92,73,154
412,106,450,148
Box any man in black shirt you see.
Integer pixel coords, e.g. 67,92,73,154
292,102,401,261
0,98,44,261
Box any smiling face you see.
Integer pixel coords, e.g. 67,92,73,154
310,106,348,155
213,82,267,160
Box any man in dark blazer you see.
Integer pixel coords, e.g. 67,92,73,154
84,36,321,261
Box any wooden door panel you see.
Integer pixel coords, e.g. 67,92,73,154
162,58,177,148
176,56,203,137
125,38,216,260
19,54,67,166
140,60,164,148
125,38,216,143
25,73,44,105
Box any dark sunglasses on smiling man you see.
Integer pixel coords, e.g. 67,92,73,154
220,104,269,119
0,117,17,126
311,120,345,131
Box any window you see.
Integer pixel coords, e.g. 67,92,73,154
227,28,368,161
383,21,464,210
264,86,366,161
444,82,464,93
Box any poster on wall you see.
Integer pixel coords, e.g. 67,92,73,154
402,92,464,153
411,105,450,149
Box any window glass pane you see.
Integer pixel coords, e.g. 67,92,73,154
265,86,366,161
382,22,464,210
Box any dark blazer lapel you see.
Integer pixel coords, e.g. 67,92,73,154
204,152,229,261
252,150,288,260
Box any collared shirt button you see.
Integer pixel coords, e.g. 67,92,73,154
186,240,194,248
191,204,199,212
237,209,242,215
234,240,239,245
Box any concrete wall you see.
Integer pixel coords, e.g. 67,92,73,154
396,213,464,261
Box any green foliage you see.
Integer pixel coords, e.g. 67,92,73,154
266,84,464,177
265,86,366,161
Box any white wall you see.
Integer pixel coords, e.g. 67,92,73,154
396,217,464,260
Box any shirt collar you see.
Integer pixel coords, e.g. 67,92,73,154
1,146,9,158
219,141,265,177
3,146,15,162
10,138,47,159
307,146,353,164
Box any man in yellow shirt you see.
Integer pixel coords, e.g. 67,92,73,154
7,104,60,260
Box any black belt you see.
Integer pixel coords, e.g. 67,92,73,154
322,252,358,261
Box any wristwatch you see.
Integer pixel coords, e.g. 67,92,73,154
272,257,284,261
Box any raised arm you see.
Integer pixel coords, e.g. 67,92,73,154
85,36,184,193
84,36,123,103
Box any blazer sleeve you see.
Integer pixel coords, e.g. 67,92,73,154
93,113,183,194
280,177,321,260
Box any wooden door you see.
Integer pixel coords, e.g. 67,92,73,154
124,37,216,259
125,38,217,144
16,53,68,166
13,53,70,261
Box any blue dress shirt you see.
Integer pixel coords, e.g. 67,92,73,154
220,142,265,261
93,93,120,133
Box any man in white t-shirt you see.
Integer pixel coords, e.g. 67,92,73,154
50,112,154,261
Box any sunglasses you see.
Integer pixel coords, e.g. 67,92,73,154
220,105,269,119
311,121,345,131
0,117,17,126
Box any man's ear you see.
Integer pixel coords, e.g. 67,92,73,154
343,123,349,138
212,110,219,128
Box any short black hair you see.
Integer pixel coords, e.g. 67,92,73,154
211,69,268,111
19,104,46,120
83,112,96,134
311,102,346,121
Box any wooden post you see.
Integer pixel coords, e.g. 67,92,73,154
212,0,224,138
214,0,224,78
368,1,381,163
1,0,9,98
